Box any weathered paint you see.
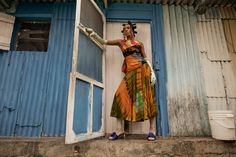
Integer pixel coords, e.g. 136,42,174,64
0,13,15,50
162,4,236,136
219,7,236,116
65,0,106,143
0,2,76,137
221,7,236,102
93,85,103,132
196,6,236,126
163,5,211,136
73,79,90,134
1,0,235,8
220,7,236,19
107,0,235,6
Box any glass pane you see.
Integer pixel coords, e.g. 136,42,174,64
92,85,103,132
73,79,90,134
81,0,103,37
77,32,103,82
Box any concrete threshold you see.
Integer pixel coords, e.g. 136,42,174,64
0,136,236,157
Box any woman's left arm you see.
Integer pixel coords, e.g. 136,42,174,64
140,42,156,85
140,42,147,58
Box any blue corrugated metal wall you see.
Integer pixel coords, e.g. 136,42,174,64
0,2,75,137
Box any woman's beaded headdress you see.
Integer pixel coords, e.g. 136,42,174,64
121,21,137,36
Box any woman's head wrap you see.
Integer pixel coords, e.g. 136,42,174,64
121,21,137,36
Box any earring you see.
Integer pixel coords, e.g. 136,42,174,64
123,34,127,40
131,32,135,38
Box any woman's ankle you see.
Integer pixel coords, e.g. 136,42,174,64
149,128,156,135
116,129,125,135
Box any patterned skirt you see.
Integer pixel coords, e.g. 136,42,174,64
110,56,157,122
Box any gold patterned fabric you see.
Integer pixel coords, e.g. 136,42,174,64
110,44,157,122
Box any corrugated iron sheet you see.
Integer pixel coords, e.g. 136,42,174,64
196,6,236,20
0,2,75,137
229,98,236,112
221,7,236,99
199,56,225,97
222,63,236,98
196,6,236,114
220,6,236,19
207,97,228,110
1,0,235,6
163,5,210,136
196,20,230,61
221,7,236,117
163,4,236,136
41,3,75,136
109,0,236,6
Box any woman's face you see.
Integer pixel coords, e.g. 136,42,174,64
123,24,133,37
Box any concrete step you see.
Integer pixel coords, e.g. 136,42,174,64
0,136,236,157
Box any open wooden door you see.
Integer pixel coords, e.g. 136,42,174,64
65,0,106,144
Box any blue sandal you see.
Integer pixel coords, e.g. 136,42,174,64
109,132,125,140
147,132,156,141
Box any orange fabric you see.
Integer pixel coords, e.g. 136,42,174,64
110,55,157,122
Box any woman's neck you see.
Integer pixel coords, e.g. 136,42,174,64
126,35,134,41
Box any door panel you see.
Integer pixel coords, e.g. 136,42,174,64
92,85,103,132
77,32,103,82
73,79,90,134
65,0,105,144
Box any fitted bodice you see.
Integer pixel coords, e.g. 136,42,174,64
122,44,142,57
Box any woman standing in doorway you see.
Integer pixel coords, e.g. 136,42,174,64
86,21,157,141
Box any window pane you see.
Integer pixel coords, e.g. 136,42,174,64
16,21,51,51
92,85,103,132
73,79,90,134
77,32,103,83
81,0,103,37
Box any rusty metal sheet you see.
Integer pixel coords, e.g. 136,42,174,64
207,97,228,110
163,5,210,136
228,98,236,112
109,0,235,6
196,19,230,61
199,54,225,97
222,62,236,98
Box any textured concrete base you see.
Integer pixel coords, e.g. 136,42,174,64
0,136,236,157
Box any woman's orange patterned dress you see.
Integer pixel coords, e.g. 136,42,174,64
110,42,157,122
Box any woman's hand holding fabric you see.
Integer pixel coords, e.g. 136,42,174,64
145,59,156,86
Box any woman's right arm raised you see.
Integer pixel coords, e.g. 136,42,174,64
85,28,120,46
